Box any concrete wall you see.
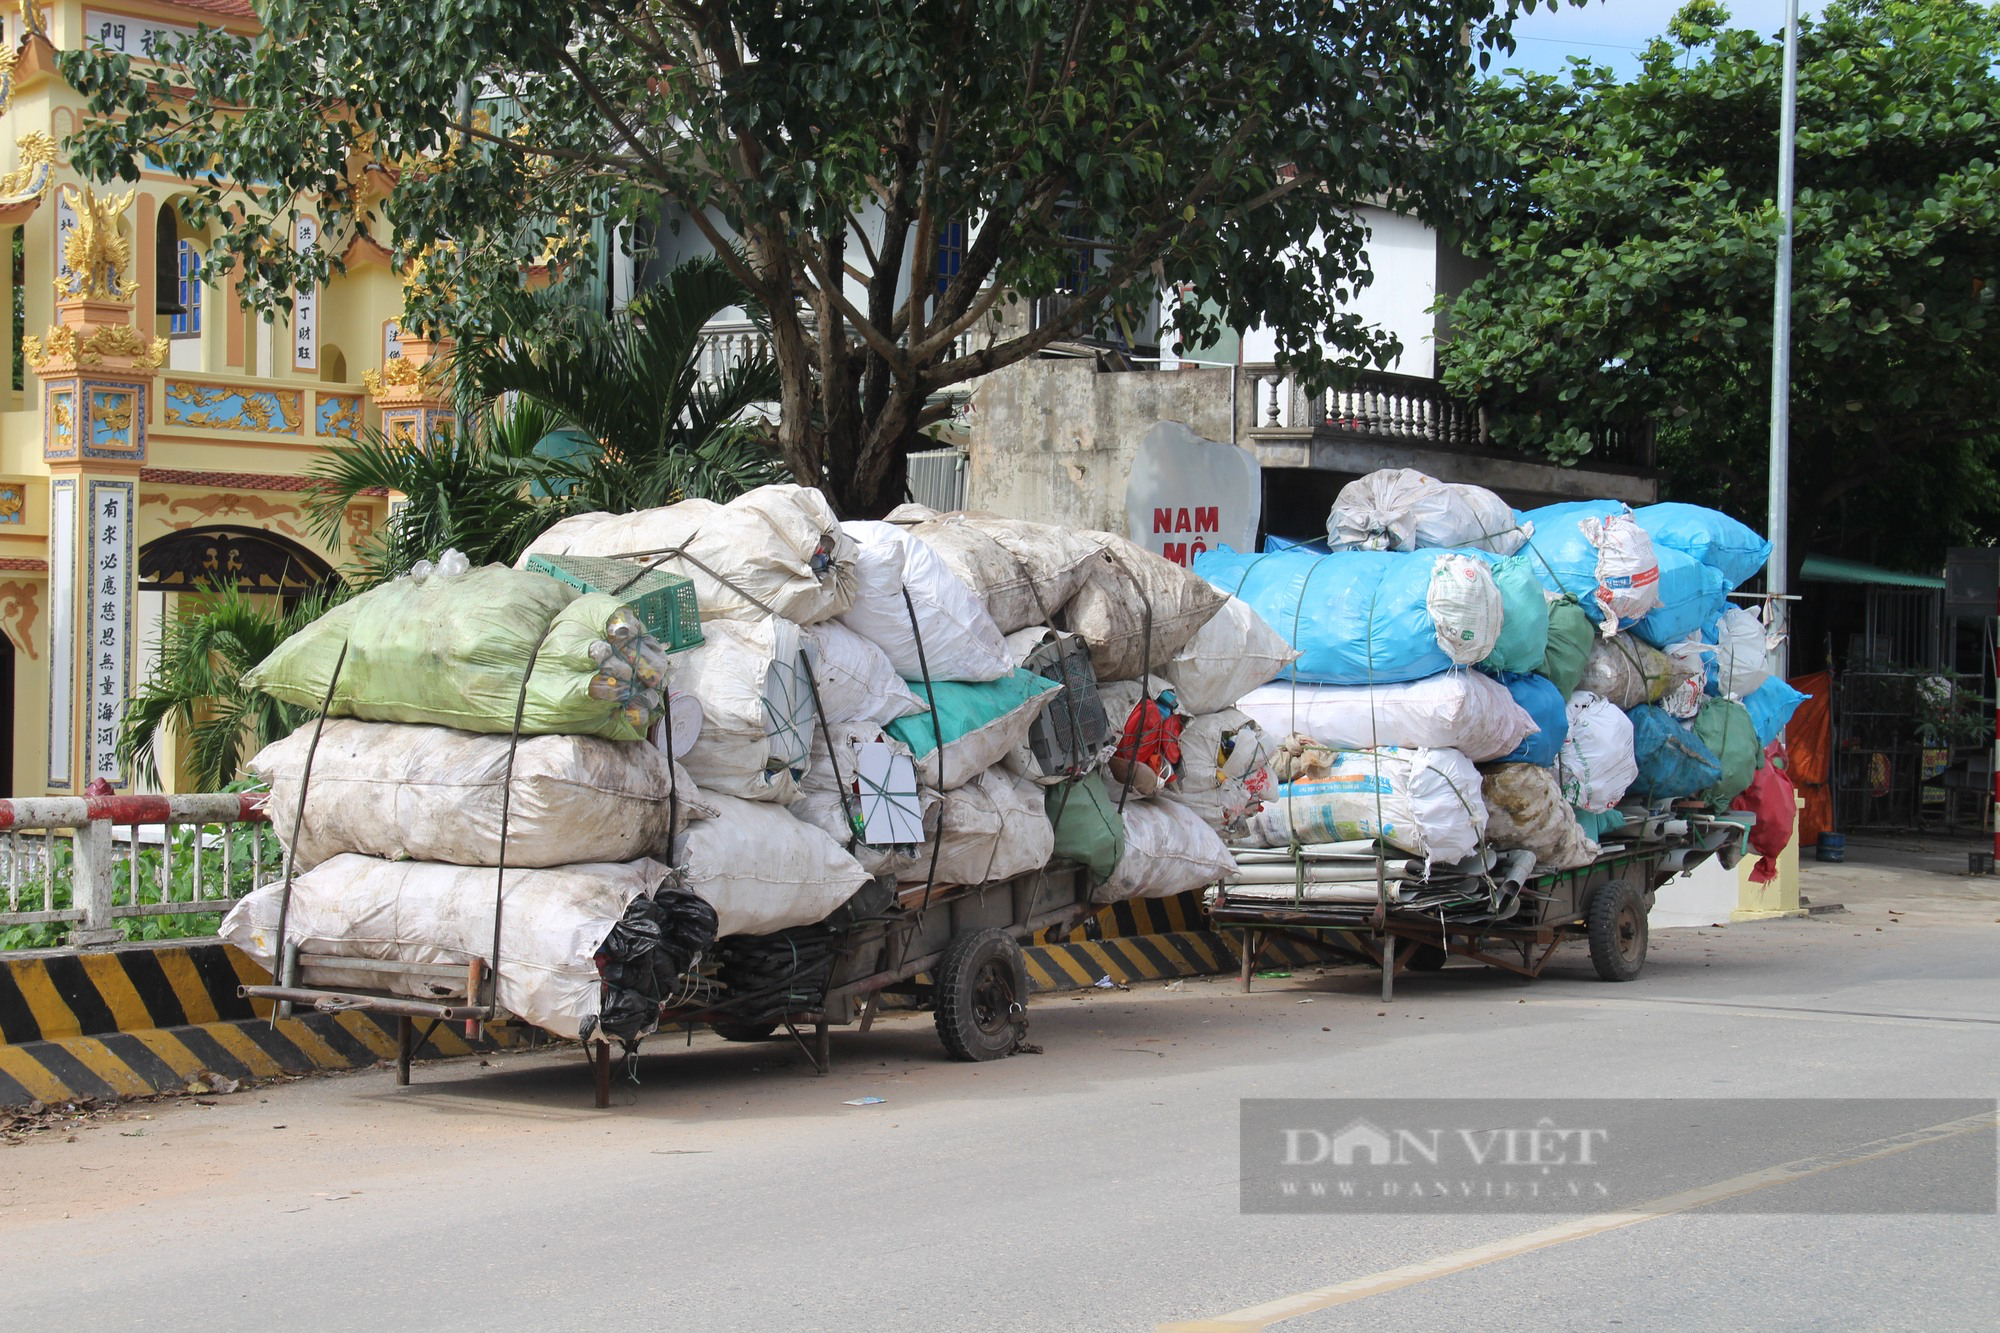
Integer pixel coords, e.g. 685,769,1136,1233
1237,206,1443,377
963,359,1239,532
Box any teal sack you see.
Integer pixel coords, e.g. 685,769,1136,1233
887,669,1061,789
1479,553,1551,674
244,566,665,740
1047,779,1126,885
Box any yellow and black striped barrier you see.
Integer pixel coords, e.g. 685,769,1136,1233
1022,927,1330,992
0,942,526,1107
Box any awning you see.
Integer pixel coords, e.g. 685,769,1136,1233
1797,554,1946,590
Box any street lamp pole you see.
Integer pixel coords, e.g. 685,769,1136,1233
1767,0,1801,674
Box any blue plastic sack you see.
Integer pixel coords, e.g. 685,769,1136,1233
1573,806,1626,841
1263,533,1332,555
1194,546,1475,686
1492,672,1568,767
1515,500,1650,628
1635,502,1772,590
1627,704,1724,802
1631,547,1730,648
1743,676,1809,748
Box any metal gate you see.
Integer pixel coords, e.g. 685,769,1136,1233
907,446,968,512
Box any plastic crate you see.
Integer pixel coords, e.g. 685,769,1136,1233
525,553,703,652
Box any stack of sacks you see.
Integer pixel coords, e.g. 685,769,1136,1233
227,561,782,1042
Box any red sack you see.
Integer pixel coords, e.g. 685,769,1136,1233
1730,741,1797,884
1110,692,1183,791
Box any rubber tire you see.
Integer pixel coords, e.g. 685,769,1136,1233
1587,880,1648,982
933,928,1029,1062
1406,944,1449,972
709,1021,780,1043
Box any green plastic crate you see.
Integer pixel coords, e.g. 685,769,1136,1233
525,553,704,652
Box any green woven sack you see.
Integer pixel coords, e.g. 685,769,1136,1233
1693,695,1758,807
244,566,656,740
1480,554,1552,674
1539,595,1594,698
1047,778,1126,885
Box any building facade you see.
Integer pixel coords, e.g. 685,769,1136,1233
0,0,420,794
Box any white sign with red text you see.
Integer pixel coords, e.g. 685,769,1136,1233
1124,421,1260,567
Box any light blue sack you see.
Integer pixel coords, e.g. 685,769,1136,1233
1193,546,1483,686
1627,703,1723,801
1743,676,1809,748
1631,547,1730,648
1263,533,1332,554
1515,500,1638,626
1635,502,1772,590
1492,672,1568,767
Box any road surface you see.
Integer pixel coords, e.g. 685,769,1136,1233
2,860,1995,1332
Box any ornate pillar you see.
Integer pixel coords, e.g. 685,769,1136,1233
364,332,457,449
24,185,163,793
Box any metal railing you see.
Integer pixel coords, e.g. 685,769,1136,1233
0,793,272,949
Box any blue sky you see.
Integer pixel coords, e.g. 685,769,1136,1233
1502,0,1824,80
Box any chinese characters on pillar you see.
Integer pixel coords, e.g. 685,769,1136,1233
47,480,75,787
84,480,133,787
292,216,318,371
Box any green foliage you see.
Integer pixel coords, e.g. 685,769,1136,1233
118,583,345,792
0,816,272,951
1438,0,2000,573
306,258,784,584
60,0,1552,514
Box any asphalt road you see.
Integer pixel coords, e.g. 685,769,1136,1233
3,861,1996,1333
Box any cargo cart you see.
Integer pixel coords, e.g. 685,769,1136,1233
1208,811,1750,999
244,862,1096,1107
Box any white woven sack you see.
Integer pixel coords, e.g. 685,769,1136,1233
1328,468,1528,555
1558,690,1639,812
1161,776,1265,838
837,520,1012,681
674,793,872,937
1092,784,1237,904
1425,554,1505,666
1482,763,1600,871
1579,511,1661,633
671,618,817,803
1176,709,1274,794
788,788,935,879
518,483,858,624
804,620,928,726
902,512,1105,633
1235,672,1535,763
905,769,1054,888
1711,607,1772,698
1159,596,1297,715
221,856,670,1039
1239,746,1488,864
250,720,715,871
1061,531,1228,681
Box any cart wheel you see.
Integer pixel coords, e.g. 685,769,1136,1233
1587,880,1648,982
934,928,1029,1062
709,1021,779,1043
1407,944,1449,972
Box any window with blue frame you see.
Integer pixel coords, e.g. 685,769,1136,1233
171,239,201,336
935,219,966,295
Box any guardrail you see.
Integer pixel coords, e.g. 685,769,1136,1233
0,793,272,949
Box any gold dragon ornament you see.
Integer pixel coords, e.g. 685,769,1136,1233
58,183,139,302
